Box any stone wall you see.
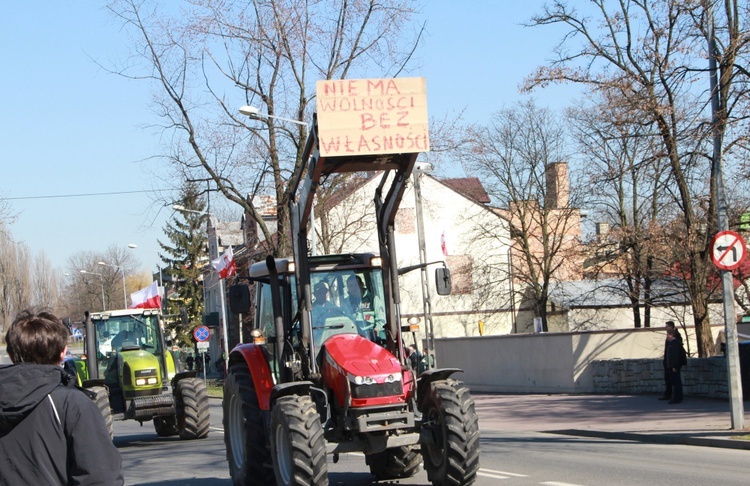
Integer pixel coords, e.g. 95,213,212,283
591,358,730,399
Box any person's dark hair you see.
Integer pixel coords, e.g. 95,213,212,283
666,320,676,329
5,309,69,365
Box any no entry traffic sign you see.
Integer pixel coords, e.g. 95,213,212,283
193,326,211,342
711,230,747,271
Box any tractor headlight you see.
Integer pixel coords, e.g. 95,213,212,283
384,373,402,383
353,375,376,385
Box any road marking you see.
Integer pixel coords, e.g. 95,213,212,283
477,471,512,480
540,482,587,486
210,426,224,432
479,468,527,477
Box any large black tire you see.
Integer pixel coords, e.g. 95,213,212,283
153,416,179,437
90,386,114,440
223,364,274,485
366,445,421,480
175,377,210,439
270,395,328,486
420,379,480,486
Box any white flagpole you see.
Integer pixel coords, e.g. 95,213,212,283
219,276,230,374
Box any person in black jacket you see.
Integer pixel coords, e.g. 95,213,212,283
659,320,683,401
0,309,124,485
664,326,685,404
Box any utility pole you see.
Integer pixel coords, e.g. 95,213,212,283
706,0,744,429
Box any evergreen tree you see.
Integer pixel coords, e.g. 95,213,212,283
160,183,208,347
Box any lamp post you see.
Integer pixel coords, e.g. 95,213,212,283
98,261,127,309
173,204,231,372
238,105,309,128
80,270,105,311
237,106,315,252
413,162,436,369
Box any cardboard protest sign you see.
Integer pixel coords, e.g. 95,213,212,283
316,77,429,157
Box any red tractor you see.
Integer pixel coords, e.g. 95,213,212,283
223,113,480,485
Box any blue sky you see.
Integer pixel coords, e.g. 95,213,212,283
1,1,579,275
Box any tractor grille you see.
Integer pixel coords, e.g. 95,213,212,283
129,394,175,420
351,381,402,399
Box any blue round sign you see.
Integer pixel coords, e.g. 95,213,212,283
194,326,210,342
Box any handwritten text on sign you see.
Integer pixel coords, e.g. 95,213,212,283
316,77,430,157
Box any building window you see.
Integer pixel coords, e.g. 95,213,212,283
396,208,415,234
445,255,473,294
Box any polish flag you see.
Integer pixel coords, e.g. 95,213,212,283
441,231,448,256
211,247,237,279
130,281,162,309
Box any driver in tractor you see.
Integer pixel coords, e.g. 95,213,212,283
311,281,339,326
344,275,386,342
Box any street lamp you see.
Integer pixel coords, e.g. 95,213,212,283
238,106,315,252
413,162,435,368
238,105,309,127
128,243,163,287
98,261,127,309
80,270,105,311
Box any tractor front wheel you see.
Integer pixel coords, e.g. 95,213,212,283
420,379,480,486
223,364,274,485
366,445,421,480
270,395,328,485
175,377,210,439
90,386,113,440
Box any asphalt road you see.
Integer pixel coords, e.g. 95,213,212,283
113,397,750,486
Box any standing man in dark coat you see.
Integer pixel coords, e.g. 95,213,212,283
660,320,682,401
664,326,685,404
0,309,124,485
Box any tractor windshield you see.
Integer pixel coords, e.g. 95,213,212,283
95,314,162,356
310,268,386,348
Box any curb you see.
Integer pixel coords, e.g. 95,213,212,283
546,429,750,451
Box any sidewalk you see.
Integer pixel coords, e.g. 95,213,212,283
473,393,750,450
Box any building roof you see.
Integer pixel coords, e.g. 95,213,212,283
441,177,491,205
549,278,693,309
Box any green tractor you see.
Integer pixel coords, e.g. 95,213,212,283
64,308,210,440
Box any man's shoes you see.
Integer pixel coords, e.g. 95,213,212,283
668,399,682,404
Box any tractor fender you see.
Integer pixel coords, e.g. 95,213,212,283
229,344,275,410
82,378,106,389
270,381,314,407
416,367,463,408
171,370,198,385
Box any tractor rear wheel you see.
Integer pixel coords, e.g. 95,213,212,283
175,377,210,439
270,395,328,485
223,364,274,485
90,386,113,440
366,445,421,480
420,379,480,486
153,416,179,437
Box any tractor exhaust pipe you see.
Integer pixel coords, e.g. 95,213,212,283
84,311,99,380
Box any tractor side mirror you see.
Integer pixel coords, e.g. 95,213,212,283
229,285,251,314
435,267,451,296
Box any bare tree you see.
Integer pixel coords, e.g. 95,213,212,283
569,96,674,328
0,228,31,333
525,0,750,356
107,0,424,259
463,100,584,332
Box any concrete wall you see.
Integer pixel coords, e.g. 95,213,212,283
435,325,725,394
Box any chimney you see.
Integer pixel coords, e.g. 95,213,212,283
545,162,569,209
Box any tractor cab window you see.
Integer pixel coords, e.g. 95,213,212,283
93,313,162,379
310,268,386,349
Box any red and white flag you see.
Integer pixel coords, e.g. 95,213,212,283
441,231,448,256
211,247,237,279
130,281,162,309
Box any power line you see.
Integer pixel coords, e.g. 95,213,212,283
6,190,159,201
